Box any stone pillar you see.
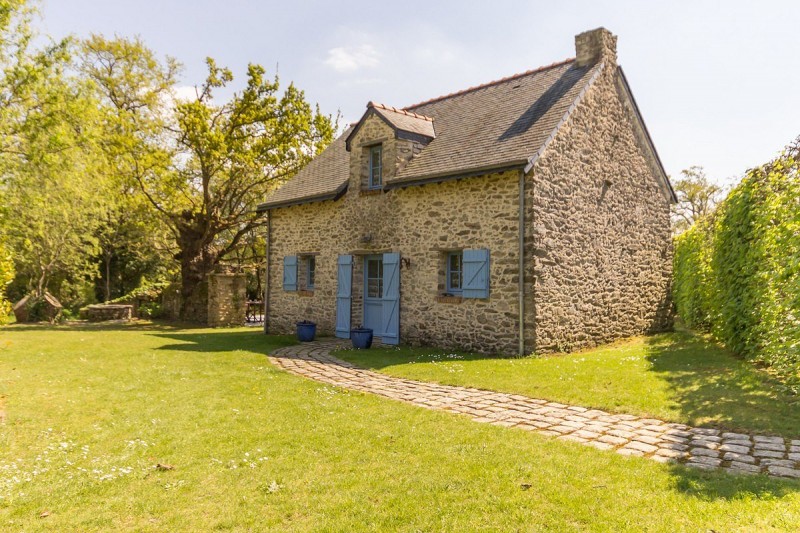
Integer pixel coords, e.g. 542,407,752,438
207,273,247,327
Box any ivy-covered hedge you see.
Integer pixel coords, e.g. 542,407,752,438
674,141,800,392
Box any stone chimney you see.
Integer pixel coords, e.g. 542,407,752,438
575,27,617,67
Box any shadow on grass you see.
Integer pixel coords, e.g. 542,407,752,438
1,319,196,333
150,330,297,356
665,462,800,501
644,331,800,438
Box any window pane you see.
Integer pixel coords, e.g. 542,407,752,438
308,257,315,287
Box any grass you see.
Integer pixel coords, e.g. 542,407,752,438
335,331,800,439
0,323,797,531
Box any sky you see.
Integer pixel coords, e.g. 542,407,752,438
39,0,800,186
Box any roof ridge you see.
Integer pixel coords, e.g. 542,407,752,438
367,101,434,122
403,57,576,110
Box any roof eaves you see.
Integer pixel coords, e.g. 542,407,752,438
524,62,605,174
256,182,348,211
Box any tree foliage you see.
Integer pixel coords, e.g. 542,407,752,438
673,139,800,392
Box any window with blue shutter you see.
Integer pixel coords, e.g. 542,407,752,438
462,248,490,299
283,255,298,291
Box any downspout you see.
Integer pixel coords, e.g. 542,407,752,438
518,169,525,356
263,209,271,334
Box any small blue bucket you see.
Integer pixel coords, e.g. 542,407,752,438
350,328,373,349
296,321,317,342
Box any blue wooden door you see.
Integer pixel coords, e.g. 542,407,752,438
363,255,384,335
335,255,353,339
381,252,400,345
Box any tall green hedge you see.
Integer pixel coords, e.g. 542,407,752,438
674,141,800,392
0,239,13,323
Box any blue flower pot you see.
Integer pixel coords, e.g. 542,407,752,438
350,328,373,349
296,321,317,342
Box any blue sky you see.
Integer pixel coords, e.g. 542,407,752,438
40,0,800,185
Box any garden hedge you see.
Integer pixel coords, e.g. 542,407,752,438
673,140,800,392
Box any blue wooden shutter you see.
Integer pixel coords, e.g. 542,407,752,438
381,252,400,345
283,256,298,291
335,255,353,338
463,249,490,299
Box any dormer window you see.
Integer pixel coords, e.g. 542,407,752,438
368,144,382,189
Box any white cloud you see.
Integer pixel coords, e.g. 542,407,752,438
172,85,198,102
324,44,380,73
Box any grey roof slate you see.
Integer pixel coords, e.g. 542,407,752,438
259,126,353,208
260,58,601,208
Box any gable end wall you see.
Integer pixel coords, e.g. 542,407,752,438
528,65,673,353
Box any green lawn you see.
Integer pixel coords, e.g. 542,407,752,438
0,323,798,531
335,331,800,439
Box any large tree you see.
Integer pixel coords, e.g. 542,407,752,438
82,37,336,319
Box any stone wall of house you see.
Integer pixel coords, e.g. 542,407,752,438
267,113,524,353
528,59,673,353
207,273,247,327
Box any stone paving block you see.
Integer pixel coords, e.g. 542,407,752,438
759,458,796,468
661,434,690,445
688,455,722,468
767,466,800,478
690,447,720,458
549,425,576,434
722,432,751,440
788,453,800,462
753,436,784,445
790,446,800,454
753,449,784,459
597,434,628,446
659,442,688,452
586,440,616,451
753,442,786,452
572,430,601,440
625,441,657,454
729,461,761,474
723,452,756,464
655,448,686,459
690,439,720,450
690,428,721,437
633,435,661,446
607,429,637,440
617,447,644,457
719,443,750,454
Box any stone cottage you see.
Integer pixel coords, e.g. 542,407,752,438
257,28,676,355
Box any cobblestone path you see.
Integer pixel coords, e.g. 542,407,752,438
270,339,800,479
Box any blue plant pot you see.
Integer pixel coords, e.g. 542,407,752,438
350,328,373,349
296,321,317,342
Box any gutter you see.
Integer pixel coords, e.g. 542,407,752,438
263,209,271,334
518,169,525,356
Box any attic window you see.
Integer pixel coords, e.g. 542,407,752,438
368,144,382,189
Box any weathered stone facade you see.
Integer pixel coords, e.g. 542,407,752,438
207,273,247,327
527,31,673,352
264,28,673,355
268,126,522,353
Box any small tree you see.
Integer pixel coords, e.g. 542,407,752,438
671,166,725,234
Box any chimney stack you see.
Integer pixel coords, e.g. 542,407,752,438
575,27,617,67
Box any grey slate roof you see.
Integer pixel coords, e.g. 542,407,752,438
260,126,353,209
260,59,602,209
391,60,598,184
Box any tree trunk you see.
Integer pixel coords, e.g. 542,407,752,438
104,251,112,302
177,221,217,323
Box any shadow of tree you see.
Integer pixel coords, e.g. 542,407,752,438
665,461,800,500
2,319,195,333
150,330,296,356
644,331,800,438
